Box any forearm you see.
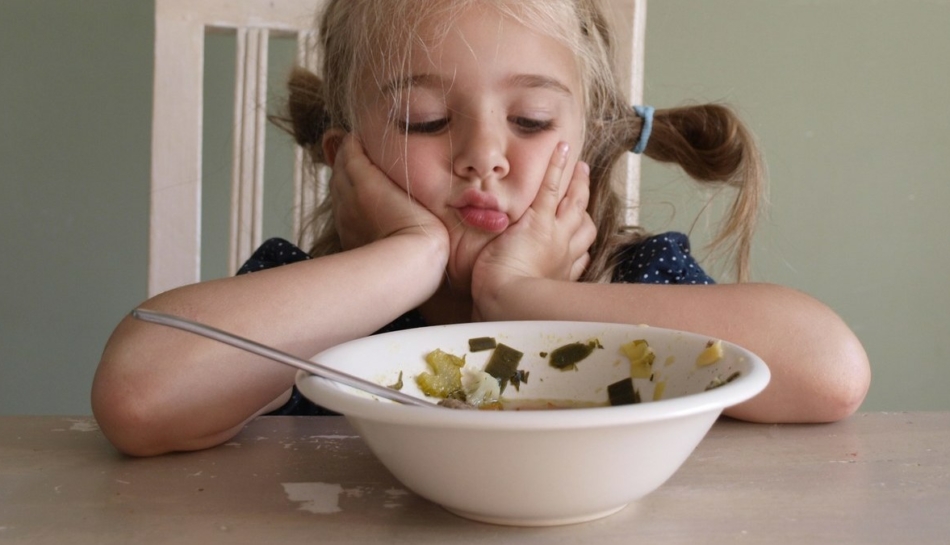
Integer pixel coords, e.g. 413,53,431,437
477,279,870,423
92,234,447,455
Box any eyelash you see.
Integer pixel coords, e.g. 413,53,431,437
396,117,556,135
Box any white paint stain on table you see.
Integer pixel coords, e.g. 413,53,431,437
49,418,100,433
278,434,360,451
282,482,411,514
282,482,345,514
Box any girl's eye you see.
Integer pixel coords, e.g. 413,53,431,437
511,117,555,134
397,118,449,134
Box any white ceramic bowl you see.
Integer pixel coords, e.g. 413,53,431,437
296,321,769,526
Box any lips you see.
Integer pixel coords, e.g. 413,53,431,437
452,189,509,233
457,206,510,232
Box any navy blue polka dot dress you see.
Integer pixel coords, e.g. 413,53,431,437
611,232,715,285
238,232,713,415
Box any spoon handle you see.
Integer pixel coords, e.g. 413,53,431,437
131,308,437,409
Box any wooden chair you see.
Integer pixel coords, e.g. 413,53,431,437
148,0,647,297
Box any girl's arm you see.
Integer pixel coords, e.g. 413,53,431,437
92,136,449,456
474,278,870,423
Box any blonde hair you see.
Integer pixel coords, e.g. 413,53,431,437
277,0,764,282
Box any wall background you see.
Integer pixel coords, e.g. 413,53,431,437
2,0,948,415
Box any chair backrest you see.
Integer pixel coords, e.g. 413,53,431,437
148,0,647,297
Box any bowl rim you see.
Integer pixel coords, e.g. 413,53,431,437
295,321,771,430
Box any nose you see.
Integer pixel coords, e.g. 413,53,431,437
452,118,510,181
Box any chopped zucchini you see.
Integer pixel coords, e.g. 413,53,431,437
549,340,599,370
509,369,530,392
705,371,741,391
620,339,655,379
387,371,404,391
484,343,524,393
415,349,465,398
468,336,498,352
696,339,724,367
607,378,641,406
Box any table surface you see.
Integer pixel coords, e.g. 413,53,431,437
2,413,948,544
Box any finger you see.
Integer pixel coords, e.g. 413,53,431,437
567,213,597,278
570,252,591,282
557,160,591,219
532,142,570,213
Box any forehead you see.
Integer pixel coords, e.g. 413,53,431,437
389,5,581,90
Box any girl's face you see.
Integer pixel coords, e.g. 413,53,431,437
354,6,586,293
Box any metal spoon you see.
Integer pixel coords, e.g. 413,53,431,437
131,308,440,409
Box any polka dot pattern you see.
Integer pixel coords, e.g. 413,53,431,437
236,238,310,275
612,232,715,285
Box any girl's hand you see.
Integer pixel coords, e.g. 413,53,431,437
471,143,596,318
330,134,448,254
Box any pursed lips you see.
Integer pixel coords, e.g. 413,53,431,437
451,188,509,233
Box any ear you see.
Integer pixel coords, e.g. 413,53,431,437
322,128,346,166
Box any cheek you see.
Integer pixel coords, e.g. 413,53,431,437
384,141,447,205
509,140,576,203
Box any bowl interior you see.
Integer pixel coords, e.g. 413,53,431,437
298,321,768,418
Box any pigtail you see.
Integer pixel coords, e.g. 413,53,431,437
643,104,763,282
645,105,758,185
268,66,343,257
644,104,764,282
592,103,764,282
270,67,332,164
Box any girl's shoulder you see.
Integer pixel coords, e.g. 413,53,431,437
237,238,310,274
612,232,715,285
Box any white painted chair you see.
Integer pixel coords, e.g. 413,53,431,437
148,0,647,297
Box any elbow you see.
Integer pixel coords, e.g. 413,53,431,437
726,302,871,425
91,366,174,457
91,315,248,457
91,361,244,457
814,328,871,422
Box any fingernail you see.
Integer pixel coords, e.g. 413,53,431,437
580,161,590,175
558,142,570,157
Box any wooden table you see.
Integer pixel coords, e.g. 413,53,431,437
2,413,948,544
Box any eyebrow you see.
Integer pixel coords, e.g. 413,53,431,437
506,74,574,97
382,73,573,97
381,74,446,96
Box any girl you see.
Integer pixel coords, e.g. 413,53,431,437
92,0,870,456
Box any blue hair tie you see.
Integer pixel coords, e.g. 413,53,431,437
632,105,655,154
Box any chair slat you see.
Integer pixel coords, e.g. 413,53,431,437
149,12,205,297
229,27,269,275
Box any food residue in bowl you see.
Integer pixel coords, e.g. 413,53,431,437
705,371,741,391
696,339,724,367
404,335,739,410
621,339,655,379
548,340,602,370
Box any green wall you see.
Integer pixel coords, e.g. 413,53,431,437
2,0,948,414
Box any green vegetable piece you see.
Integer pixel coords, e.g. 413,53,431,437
416,349,465,398
468,336,498,352
705,371,742,391
387,371,404,391
510,369,530,392
607,378,641,406
549,340,599,370
484,343,524,393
